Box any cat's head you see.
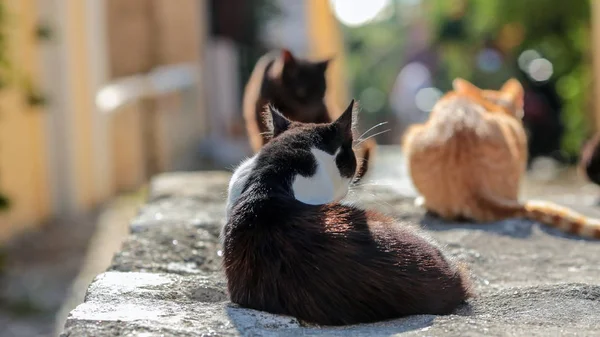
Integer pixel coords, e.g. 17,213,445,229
260,99,358,204
274,49,330,104
452,78,525,119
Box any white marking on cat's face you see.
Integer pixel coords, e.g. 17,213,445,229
292,147,352,205
223,155,258,242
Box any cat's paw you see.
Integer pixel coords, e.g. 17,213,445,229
414,196,426,208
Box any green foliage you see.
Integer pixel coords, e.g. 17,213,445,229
341,11,409,131
430,0,592,157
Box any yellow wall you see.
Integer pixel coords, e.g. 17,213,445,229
0,0,108,241
65,0,98,209
305,0,349,115
111,103,146,191
0,0,50,241
0,0,209,241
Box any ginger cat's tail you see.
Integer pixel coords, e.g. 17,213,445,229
474,192,600,239
522,201,600,239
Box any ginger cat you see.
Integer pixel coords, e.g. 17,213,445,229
243,49,375,180
403,78,600,239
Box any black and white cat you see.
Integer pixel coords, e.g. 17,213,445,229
222,101,473,326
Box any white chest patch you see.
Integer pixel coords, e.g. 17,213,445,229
292,147,351,205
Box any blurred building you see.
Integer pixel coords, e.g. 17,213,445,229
200,0,349,167
0,0,208,242
0,0,348,242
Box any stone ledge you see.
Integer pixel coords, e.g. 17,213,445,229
65,273,600,336
62,152,600,336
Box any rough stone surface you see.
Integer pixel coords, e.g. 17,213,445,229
62,148,600,336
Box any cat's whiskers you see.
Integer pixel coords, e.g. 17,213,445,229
353,129,391,149
356,122,388,141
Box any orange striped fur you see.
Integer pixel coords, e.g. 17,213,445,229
403,78,600,239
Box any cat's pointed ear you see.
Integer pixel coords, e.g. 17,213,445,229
500,78,524,106
263,104,291,138
334,99,358,140
499,78,525,118
281,49,296,66
316,59,331,73
452,78,480,94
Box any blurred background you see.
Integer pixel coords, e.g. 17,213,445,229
0,0,599,336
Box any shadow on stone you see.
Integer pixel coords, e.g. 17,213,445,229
421,213,600,242
535,225,600,242
452,301,474,317
225,304,435,336
420,214,535,239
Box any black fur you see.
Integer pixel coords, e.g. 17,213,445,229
581,134,600,186
258,101,357,181
258,49,330,124
277,49,329,107
223,101,473,326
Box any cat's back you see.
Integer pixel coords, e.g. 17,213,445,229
224,200,471,325
428,94,500,140
405,93,524,155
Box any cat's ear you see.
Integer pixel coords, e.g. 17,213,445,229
316,59,331,73
334,99,358,140
499,78,525,118
452,78,480,94
500,78,524,107
281,49,296,66
263,104,291,138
